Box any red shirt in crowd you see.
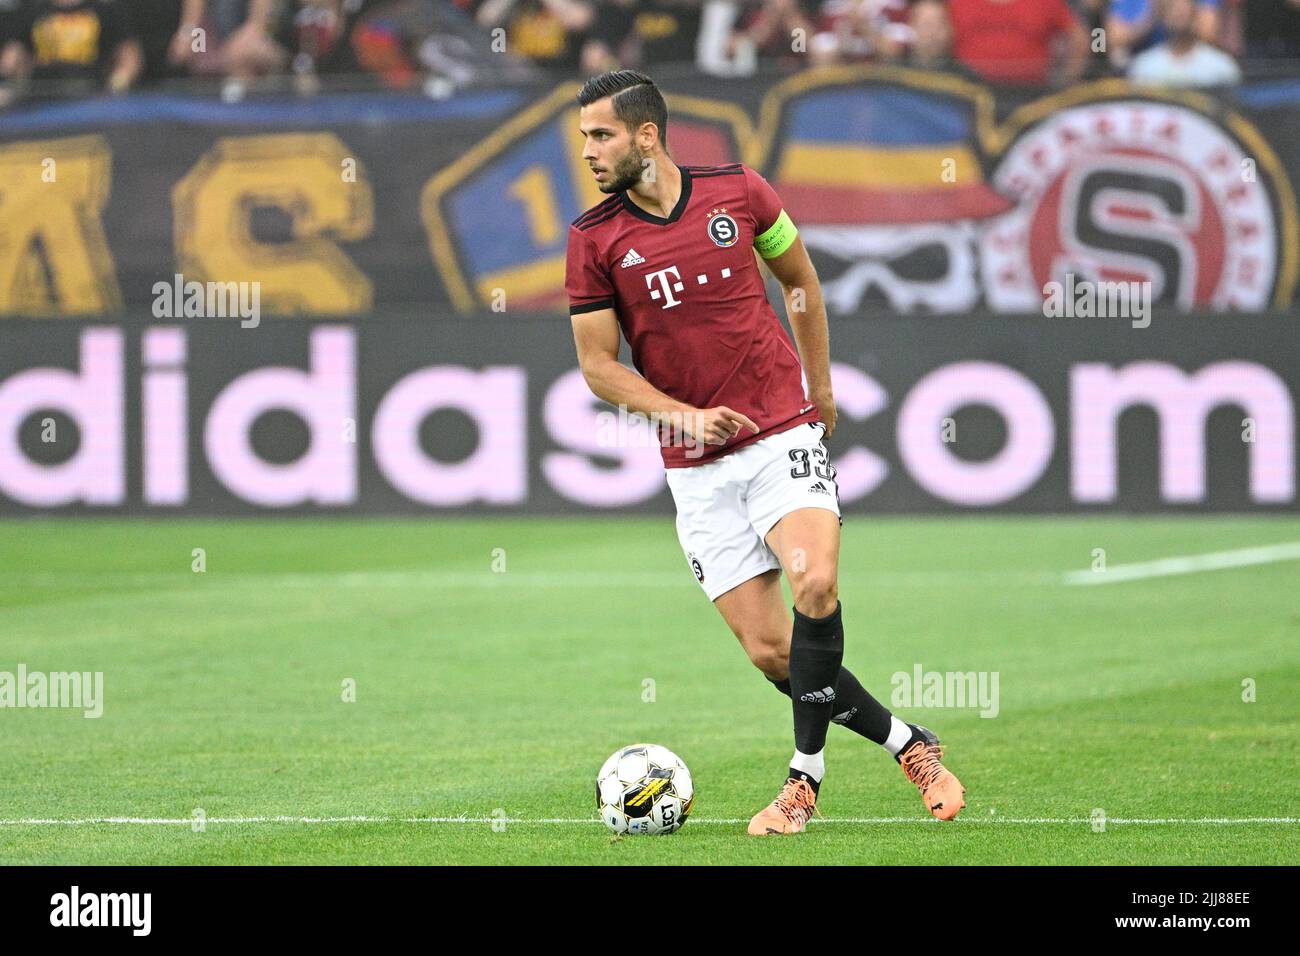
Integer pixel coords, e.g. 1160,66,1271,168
947,0,1081,85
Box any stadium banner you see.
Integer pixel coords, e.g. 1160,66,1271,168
0,314,1294,515
0,68,1297,317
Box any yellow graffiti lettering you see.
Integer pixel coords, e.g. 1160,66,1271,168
172,133,374,314
0,136,121,314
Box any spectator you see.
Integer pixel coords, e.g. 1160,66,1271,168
1129,0,1241,84
946,0,1089,85
1073,0,1112,77
726,0,820,71
0,2,17,54
196,1,385,90
0,0,142,96
0,0,17,43
274,0,382,82
904,0,960,70
477,0,594,73
0,0,17,105
581,0,702,73
134,0,207,82
187,0,289,82
808,0,911,66
350,0,536,89
1240,0,1300,60
1106,0,1222,68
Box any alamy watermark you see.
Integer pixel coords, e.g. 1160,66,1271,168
0,664,103,718
1042,273,1151,329
891,664,999,718
595,406,713,459
50,886,150,936
152,273,261,328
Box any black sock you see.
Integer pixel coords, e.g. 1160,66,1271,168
768,666,893,745
788,600,845,756
827,666,894,745
764,681,824,792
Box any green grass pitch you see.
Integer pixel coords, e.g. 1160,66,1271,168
0,516,1296,865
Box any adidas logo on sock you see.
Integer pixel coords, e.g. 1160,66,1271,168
800,686,837,703
620,248,646,268
831,706,859,725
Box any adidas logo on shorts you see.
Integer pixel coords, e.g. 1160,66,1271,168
808,481,831,495
800,686,836,703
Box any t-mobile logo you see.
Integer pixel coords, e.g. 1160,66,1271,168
645,266,684,309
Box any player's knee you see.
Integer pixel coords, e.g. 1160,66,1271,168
792,572,838,618
746,642,789,680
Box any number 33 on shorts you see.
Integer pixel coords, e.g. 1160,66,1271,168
784,423,840,517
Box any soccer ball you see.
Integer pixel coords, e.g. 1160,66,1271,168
595,743,694,835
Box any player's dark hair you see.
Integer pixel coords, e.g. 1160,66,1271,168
577,70,669,151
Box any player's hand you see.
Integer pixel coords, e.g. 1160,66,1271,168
686,406,760,445
808,388,836,441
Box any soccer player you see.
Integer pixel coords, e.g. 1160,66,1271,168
565,70,965,834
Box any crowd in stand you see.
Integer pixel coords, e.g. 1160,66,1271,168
0,0,1295,101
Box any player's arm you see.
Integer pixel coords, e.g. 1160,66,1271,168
570,307,757,445
762,233,836,440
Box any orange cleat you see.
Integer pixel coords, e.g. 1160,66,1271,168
747,777,820,835
899,725,965,820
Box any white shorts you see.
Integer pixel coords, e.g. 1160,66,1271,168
665,421,841,602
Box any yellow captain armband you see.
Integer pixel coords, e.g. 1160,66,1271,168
754,209,797,259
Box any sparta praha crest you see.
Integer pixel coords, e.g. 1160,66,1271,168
596,744,695,835
982,100,1283,311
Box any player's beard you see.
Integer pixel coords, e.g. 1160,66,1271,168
598,142,650,194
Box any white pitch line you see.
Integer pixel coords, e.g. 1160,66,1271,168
0,569,1058,591
0,816,1294,827
5,542,1298,593
1063,541,1300,586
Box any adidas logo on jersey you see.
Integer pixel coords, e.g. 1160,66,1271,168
800,686,836,704
620,248,646,268
808,481,831,495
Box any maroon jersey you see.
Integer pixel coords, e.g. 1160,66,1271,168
566,163,820,469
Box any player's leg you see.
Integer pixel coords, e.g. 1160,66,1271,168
712,541,963,824
665,428,963,824
664,450,821,835
711,566,902,751
762,505,844,792
728,503,842,834
748,423,965,821
712,569,789,680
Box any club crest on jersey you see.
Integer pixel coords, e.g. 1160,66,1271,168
706,208,739,248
